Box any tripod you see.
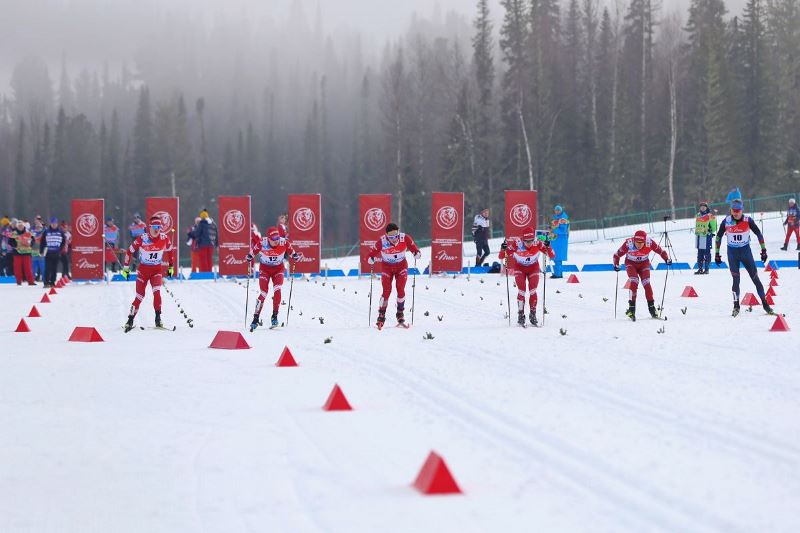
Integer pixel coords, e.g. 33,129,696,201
654,216,680,268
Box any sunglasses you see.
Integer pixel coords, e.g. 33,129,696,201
387,233,400,239
149,224,162,230
523,239,535,244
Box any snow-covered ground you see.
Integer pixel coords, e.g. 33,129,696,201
1,217,798,533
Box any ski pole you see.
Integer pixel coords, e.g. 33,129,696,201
368,263,374,327
658,262,670,319
614,267,620,319
504,253,511,326
245,261,251,328
285,262,295,326
542,254,547,327
411,257,417,325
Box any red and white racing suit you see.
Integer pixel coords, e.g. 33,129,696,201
368,233,421,315
613,237,668,302
124,232,174,314
250,236,298,317
499,238,555,313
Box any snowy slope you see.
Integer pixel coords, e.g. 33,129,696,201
1,217,799,533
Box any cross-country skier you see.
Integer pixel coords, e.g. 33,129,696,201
780,198,799,251
121,215,175,331
499,228,555,327
367,222,421,329
247,226,301,330
613,230,672,320
714,198,774,316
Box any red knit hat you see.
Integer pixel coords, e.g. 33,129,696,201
522,228,536,241
267,227,281,240
634,230,647,242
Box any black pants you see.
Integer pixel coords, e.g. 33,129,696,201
727,246,765,301
45,254,60,286
60,252,70,278
474,239,490,266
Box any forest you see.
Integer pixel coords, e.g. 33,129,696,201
1,0,798,246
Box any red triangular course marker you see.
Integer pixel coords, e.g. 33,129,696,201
769,278,778,287
40,293,51,303
15,318,30,332
741,293,760,306
68,326,104,342
276,346,298,367
764,263,774,272
413,451,462,495
28,305,41,318
770,315,790,332
209,330,251,349
764,293,775,305
566,274,580,283
766,286,777,298
49,287,57,295
681,286,698,297
323,384,352,411
770,270,778,279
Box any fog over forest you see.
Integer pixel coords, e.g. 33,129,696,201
0,0,792,249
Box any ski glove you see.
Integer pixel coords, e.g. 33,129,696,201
500,241,508,251
167,266,174,277
291,253,301,262
665,259,673,266
121,267,130,280
714,253,722,266
367,256,376,265
414,251,422,261
613,264,621,272
543,239,551,248
245,253,253,262
760,249,768,262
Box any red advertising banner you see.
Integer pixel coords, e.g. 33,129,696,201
359,194,391,273
288,194,321,274
71,199,105,280
431,192,464,273
218,196,251,276
504,190,538,239
146,197,179,275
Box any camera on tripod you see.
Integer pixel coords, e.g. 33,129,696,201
662,215,671,221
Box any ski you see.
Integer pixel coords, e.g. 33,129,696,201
396,322,410,329
139,325,177,331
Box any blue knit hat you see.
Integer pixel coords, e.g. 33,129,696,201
730,199,744,210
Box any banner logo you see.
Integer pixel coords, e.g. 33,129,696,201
435,206,459,230
76,257,99,269
76,213,99,237
510,203,532,228
223,209,246,233
152,211,173,232
364,208,387,232
293,207,316,231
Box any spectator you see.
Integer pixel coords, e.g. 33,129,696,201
471,208,491,267
277,213,289,238
40,217,66,287
31,216,45,281
186,217,202,272
104,217,121,271
9,219,36,285
189,208,218,272
550,205,570,279
60,220,72,279
129,213,146,241
780,198,799,251
694,201,717,274
1,215,12,276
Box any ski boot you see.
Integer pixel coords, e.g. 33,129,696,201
250,313,261,332
376,310,386,330
124,315,135,333
625,300,636,321
529,311,538,327
732,301,740,317
797,244,800,251
396,311,408,328
155,311,163,329
647,300,659,319
270,313,279,328
517,310,527,327
763,303,775,315
780,244,788,251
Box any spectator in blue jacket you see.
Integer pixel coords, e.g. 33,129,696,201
40,217,66,287
549,205,570,278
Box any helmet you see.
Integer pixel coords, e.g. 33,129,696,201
790,198,796,205
634,230,647,242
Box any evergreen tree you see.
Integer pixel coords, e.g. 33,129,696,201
472,0,496,214
132,87,154,204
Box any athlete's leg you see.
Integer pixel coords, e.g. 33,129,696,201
254,268,271,316
270,270,284,316
727,248,743,300
640,264,654,301
150,272,163,311
527,270,540,311
741,248,766,299
625,263,639,302
514,272,527,312
395,268,408,313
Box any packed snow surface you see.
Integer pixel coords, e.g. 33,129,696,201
1,217,799,532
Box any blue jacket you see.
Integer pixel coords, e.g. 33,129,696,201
550,207,570,260
40,227,66,254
